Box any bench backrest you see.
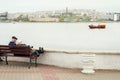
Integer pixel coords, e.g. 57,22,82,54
0,45,11,54
10,46,32,55
0,45,32,56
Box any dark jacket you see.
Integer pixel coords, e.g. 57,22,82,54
8,41,16,46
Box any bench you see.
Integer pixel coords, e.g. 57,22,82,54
0,45,38,68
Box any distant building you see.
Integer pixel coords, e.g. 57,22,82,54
29,17,59,22
0,12,8,20
113,13,120,21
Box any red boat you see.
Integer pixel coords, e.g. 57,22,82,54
89,24,106,29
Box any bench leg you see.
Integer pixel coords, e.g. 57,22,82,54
35,57,37,67
5,56,8,65
28,57,32,69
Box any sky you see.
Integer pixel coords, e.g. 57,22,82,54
0,0,120,13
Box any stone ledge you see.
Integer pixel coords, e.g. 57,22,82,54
44,49,120,55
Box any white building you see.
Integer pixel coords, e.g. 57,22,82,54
113,13,120,21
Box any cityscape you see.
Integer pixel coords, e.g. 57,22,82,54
1,0,120,80
0,8,120,22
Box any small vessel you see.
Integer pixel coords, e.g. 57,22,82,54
89,24,106,29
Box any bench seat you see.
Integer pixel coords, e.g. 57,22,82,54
0,45,38,68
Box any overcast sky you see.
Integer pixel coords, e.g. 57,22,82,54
0,0,120,13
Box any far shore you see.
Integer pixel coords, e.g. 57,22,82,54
0,21,120,23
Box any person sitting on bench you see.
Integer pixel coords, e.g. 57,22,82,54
8,36,22,56
8,36,17,46
8,36,44,56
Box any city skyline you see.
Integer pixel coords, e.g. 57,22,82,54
0,0,120,13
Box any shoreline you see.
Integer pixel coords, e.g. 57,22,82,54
0,21,120,24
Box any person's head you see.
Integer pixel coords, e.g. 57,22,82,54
12,36,17,42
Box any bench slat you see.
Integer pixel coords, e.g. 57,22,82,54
0,45,39,68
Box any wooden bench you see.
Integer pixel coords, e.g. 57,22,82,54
0,45,38,68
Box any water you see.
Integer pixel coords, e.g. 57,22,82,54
0,22,120,51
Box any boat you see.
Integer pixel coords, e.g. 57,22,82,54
89,24,106,29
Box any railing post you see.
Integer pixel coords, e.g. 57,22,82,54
81,54,96,74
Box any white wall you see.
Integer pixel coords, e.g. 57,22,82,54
95,55,120,70
7,52,120,70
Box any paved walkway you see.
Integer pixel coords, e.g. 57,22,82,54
0,61,120,80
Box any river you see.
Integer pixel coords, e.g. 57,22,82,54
0,22,120,51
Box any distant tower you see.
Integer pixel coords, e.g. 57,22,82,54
66,7,68,14
66,7,68,16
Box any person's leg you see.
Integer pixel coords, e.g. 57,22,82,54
0,57,3,61
32,50,39,56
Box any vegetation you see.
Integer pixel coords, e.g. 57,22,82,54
13,15,29,22
58,13,92,22
59,16,65,22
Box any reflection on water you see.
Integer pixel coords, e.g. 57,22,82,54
0,22,120,51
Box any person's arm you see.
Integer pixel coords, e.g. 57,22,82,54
16,40,22,45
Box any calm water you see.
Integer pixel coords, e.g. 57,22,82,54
0,22,120,51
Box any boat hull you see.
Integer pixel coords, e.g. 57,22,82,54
89,25,106,29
